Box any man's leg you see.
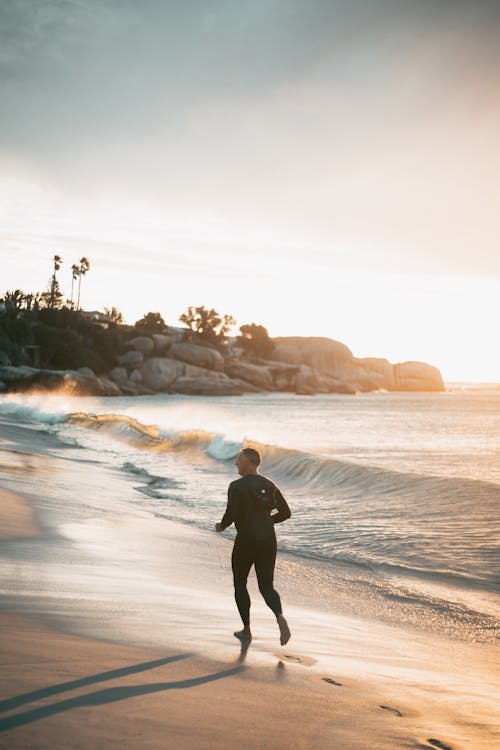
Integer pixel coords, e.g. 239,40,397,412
254,535,291,645
231,538,254,640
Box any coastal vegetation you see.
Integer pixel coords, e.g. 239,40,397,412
0,257,445,396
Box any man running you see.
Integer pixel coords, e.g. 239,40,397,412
215,447,291,645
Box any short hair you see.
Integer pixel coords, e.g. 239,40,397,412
240,447,262,467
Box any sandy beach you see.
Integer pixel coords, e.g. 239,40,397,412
1,419,499,749
0,487,40,541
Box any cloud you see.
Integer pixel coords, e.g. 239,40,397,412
1,0,500,278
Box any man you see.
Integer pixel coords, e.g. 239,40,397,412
215,447,291,645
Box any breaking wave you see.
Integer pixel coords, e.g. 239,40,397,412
1,398,499,600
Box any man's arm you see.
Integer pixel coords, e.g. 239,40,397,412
216,482,238,532
271,486,291,524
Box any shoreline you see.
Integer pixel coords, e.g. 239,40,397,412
0,487,41,540
1,427,499,747
0,610,416,750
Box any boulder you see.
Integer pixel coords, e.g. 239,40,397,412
36,370,106,396
151,334,172,354
315,374,357,394
76,366,96,379
274,375,291,390
355,358,395,391
119,382,155,396
183,363,212,378
295,365,319,395
129,336,154,356
394,361,444,392
129,369,143,384
169,342,224,371
272,337,356,380
117,350,144,368
96,376,123,396
141,357,185,391
109,367,129,384
172,373,246,396
0,365,123,396
225,360,274,390
0,366,39,389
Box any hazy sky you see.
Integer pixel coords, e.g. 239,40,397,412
1,0,500,381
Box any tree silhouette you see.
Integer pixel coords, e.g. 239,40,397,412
41,255,64,310
179,305,235,346
237,323,275,359
76,257,90,310
1,289,26,316
134,312,167,333
70,263,80,307
24,292,42,312
103,306,124,324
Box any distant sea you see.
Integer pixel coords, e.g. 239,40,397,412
1,385,499,641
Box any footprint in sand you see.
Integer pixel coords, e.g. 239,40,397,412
380,705,403,717
322,677,343,687
427,740,453,750
277,653,316,666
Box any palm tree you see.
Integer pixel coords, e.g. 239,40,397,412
70,263,80,307
23,292,43,313
103,306,124,324
48,254,63,309
3,289,25,315
38,255,63,311
76,257,90,310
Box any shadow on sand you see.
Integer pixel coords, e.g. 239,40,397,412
0,654,193,714
0,656,245,732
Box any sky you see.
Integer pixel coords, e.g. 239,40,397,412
1,0,499,382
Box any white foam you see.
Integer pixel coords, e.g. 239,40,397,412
206,434,242,460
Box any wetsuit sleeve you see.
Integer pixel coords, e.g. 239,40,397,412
271,486,291,524
220,482,238,529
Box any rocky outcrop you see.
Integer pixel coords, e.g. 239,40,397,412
173,373,250,396
354,358,396,391
168,342,224,371
151,334,172,354
269,338,359,392
117,350,144,368
270,338,444,393
315,374,357,394
273,337,356,381
129,336,154,356
141,357,185,391
0,365,39,388
225,360,275,390
109,366,129,385
295,365,319,395
95,376,123,397
394,361,444,392
0,365,122,396
139,357,256,395
0,330,444,398
129,369,143,384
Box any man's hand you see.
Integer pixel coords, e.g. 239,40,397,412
215,522,223,533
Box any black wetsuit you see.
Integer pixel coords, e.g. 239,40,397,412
219,474,291,627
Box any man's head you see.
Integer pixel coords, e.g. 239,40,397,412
235,447,261,476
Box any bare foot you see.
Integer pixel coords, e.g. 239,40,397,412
277,614,291,645
234,628,252,642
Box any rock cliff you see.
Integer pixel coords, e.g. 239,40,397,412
0,333,444,397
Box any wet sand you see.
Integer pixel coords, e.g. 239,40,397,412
0,427,499,749
0,487,40,540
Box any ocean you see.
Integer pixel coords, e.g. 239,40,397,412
1,388,499,643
